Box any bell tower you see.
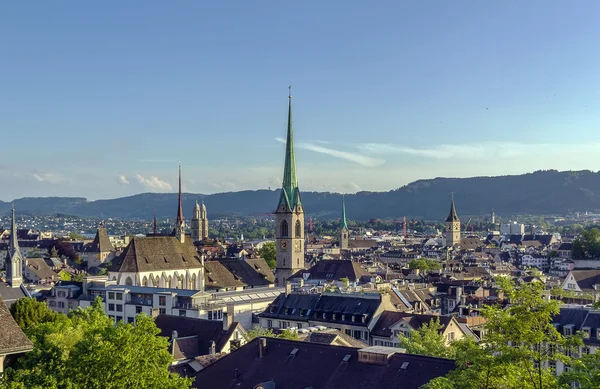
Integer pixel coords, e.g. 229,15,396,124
6,205,23,287
274,87,305,285
445,194,461,247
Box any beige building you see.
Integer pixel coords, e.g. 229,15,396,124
445,196,461,247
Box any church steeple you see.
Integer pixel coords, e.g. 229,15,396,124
446,194,459,223
279,86,301,211
6,205,23,287
153,209,157,235
339,195,349,250
445,194,461,247
274,87,305,285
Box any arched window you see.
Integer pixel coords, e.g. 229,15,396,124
295,220,302,237
177,276,184,289
167,276,172,288
142,276,148,287
192,274,197,289
280,220,288,237
125,276,133,286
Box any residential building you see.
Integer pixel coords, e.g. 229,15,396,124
561,270,600,300
370,311,471,347
274,90,305,286
289,259,371,287
258,290,395,342
192,338,455,389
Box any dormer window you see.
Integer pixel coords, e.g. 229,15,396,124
563,324,574,336
323,312,327,319
582,327,591,339
341,314,345,321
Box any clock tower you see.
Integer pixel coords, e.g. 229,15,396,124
445,195,461,247
274,88,305,285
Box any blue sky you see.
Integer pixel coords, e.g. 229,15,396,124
2,1,600,200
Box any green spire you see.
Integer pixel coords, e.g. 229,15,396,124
279,87,301,209
340,195,348,230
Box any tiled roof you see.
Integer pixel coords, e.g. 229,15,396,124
108,236,202,273
0,297,33,355
569,270,600,293
370,311,452,338
192,338,454,389
86,227,114,253
204,258,274,289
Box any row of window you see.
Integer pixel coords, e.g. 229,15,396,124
108,303,124,312
108,292,123,300
265,320,368,340
280,220,302,238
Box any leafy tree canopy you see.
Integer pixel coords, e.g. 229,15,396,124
10,298,59,330
258,241,276,269
408,258,442,271
398,318,455,359
3,298,192,389
572,227,600,259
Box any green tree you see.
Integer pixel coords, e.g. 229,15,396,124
422,279,580,389
10,298,59,330
245,326,298,341
572,228,600,259
408,258,442,271
50,246,59,258
3,298,192,389
258,241,277,269
559,352,600,389
58,271,71,281
68,231,85,241
398,318,455,359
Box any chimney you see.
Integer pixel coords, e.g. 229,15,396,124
171,330,178,357
299,278,304,288
285,281,292,296
455,286,463,300
209,340,216,355
172,330,178,340
258,337,267,358
223,305,234,330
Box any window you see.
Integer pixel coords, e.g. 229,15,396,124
345,329,352,336
564,326,573,336
159,296,166,306
267,320,273,328
125,277,133,286
179,310,186,317
127,317,134,324
278,321,283,328
159,308,166,315
353,330,361,339
116,304,123,312
136,306,142,314
208,310,223,321
108,303,115,311
58,301,65,308
295,220,302,237
58,291,66,297
582,327,591,338
116,316,123,322
281,220,288,237
363,331,368,339
297,323,303,329
108,292,115,300
116,293,123,300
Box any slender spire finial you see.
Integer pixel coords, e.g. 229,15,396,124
341,194,348,230
153,209,157,235
279,86,300,210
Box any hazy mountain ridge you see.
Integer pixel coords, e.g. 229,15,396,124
2,170,600,220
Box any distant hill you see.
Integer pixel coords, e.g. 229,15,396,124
2,170,600,220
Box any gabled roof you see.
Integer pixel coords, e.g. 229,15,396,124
0,297,33,355
292,260,369,282
558,242,573,251
301,328,368,348
192,338,455,389
568,270,600,293
370,311,453,338
86,227,114,253
108,236,202,273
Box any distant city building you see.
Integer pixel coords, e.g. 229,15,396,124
274,90,305,285
0,207,29,308
445,196,461,247
82,224,117,268
500,222,525,235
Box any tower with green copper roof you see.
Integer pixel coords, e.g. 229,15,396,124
274,87,305,285
340,195,349,250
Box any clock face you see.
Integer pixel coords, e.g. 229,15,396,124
280,241,288,249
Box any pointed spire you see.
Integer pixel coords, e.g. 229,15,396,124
176,164,184,226
279,86,300,209
9,204,19,253
446,193,459,223
153,209,157,235
340,195,348,230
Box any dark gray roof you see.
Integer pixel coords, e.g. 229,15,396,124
0,283,27,308
192,338,455,389
86,227,114,253
204,258,274,290
570,270,600,293
371,311,453,338
108,236,202,272
290,260,370,282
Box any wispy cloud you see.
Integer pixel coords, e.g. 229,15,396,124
356,142,599,160
135,174,172,191
118,175,130,185
31,171,68,184
274,138,385,167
